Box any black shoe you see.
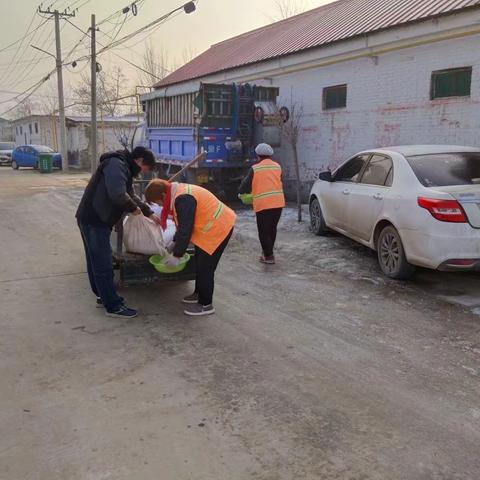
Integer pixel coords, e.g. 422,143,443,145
259,255,275,264
106,305,138,318
97,296,124,308
184,303,215,316
182,292,199,304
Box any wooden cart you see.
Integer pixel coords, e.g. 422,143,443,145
111,177,195,287
111,220,195,287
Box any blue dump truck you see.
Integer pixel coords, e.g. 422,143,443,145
139,83,281,199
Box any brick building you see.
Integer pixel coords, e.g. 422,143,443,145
149,0,480,196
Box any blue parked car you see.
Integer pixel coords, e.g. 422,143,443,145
11,145,62,170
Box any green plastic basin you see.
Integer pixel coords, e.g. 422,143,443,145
238,193,253,205
149,253,191,274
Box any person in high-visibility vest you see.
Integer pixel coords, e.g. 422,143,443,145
238,143,286,264
145,179,236,316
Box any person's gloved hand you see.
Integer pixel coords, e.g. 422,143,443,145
163,255,182,267
166,240,176,253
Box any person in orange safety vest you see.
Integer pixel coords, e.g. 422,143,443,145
144,179,236,316
238,143,285,264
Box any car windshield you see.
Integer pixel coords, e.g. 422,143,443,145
34,146,54,153
0,142,14,150
407,152,480,187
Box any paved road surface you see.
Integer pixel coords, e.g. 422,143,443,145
1,169,479,480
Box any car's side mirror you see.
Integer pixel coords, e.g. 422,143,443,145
319,171,333,182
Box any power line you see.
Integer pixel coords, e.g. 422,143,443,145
97,1,197,53
96,0,146,28
65,19,165,80
67,1,197,72
0,18,50,54
12,22,59,88
0,56,50,68
0,12,46,86
0,72,54,117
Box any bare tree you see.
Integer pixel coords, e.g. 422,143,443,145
181,44,197,65
72,66,132,117
137,40,171,87
39,80,59,115
273,0,307,20
10,97,39,120
280,100,304,222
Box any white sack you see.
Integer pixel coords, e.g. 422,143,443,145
147,203,176,245
123,214,167,256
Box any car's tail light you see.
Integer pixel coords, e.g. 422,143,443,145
417,197,467,223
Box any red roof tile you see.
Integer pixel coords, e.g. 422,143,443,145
155,0,480,88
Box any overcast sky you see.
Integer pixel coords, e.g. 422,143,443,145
0,0,331,116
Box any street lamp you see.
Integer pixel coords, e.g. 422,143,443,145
184,1,196,14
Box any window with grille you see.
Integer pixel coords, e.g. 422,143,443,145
323,84,347,110
431,67,472,100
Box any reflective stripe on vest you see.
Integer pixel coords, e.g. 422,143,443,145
173,183,236,255
253,165,282,172
253,190,284,200
251,159,285,212
201,202,224,233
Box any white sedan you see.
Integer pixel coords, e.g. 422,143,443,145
309,145,480,279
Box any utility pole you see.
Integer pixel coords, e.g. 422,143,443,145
38,6,75,173
54,11,68,173
90,14,97,174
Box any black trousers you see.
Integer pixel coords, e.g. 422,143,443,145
194,229,233,306
256,208,283,257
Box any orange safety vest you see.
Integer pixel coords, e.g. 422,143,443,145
173,183,236,255
252,159,286,213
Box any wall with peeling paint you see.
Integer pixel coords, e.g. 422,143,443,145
273,33,480,198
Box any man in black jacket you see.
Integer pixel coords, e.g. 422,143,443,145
76,146,159,318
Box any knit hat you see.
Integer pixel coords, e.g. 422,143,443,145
255,143,274,156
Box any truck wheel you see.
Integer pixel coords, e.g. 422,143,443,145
377,225,416,280
310,197,328,236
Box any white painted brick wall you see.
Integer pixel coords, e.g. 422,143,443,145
273,34,480,192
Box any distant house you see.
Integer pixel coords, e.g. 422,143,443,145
150,0,480,195
12,115,138,168
0,117,13,142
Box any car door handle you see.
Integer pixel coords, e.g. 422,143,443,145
373,193,383,200
342,189,350,195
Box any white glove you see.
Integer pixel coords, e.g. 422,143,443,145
166,240,176,254
163,255,182,267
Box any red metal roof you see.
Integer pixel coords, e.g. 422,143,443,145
155,0,480,88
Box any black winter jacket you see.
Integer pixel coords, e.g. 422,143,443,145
76,150,153,228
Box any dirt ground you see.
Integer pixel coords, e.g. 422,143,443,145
1,168,480,480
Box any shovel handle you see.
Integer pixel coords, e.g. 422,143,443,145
168,151,206,183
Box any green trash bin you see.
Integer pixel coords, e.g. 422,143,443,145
38,153,53,174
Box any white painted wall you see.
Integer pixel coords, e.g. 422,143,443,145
13,117,136,168
68,122,136,168
272,33,480,195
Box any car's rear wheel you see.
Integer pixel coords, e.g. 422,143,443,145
11,160,18,170
310,197,328,236
377,225,416,280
